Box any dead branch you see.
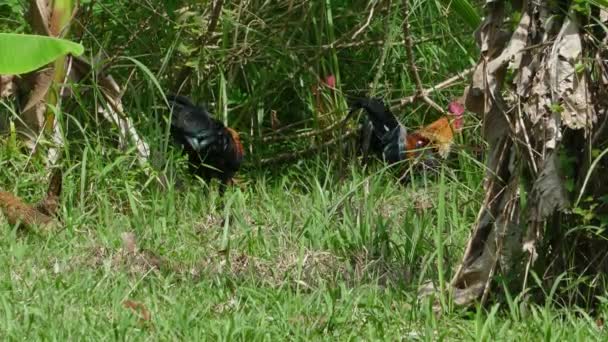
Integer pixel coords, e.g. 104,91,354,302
202,0,224,47
351,1,378,40
262,111,352,142
0,168,63,233
391,67,473,110
259,129,358,166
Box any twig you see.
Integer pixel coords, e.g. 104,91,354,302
390,67,473,110
351,1,377,40
201,0,224,47
255,34,470,51
401,0,445,114
267,116,315,135
262,112,351,142
259,129,358,165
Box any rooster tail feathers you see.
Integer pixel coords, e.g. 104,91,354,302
166,94,194,113
347,96,400,133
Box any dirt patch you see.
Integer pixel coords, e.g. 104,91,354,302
68,232,411,290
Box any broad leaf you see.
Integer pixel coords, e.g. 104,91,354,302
0,33,84,74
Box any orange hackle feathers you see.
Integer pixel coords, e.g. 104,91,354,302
411,100,464,158
225,127,245,160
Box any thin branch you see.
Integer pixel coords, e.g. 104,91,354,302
401,0,445,114
201,0,224,47
262,110,352,143
267,116,316,135
351,1,377,40
391,67,473,110
259,129,358,165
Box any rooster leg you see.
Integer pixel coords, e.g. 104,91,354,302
218,177,234,198
360,122,373,166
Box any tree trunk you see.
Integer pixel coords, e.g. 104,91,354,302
446,0,608,307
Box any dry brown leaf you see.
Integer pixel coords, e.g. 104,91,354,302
528,151,569,221
474,1,507,57
548,16,595,130
488,10,531,75
0,191,56,231
21,66,54,114
0,75,15,98
122,300,151,322
28,0,51,36
18,66,56,150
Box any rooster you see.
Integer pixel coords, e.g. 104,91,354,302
349,97,464,165
166,94,244,193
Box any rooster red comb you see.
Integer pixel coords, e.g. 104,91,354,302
448,100,464,130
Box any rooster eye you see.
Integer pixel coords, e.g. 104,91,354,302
416,140,425,148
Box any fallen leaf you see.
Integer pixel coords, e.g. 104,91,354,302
0,75,15,98
122,300,151,322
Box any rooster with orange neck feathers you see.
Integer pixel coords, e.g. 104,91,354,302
349,97,464,165
166,94,244,193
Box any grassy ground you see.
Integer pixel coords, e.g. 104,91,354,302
0,142,605,340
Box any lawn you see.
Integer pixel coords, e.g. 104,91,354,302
0,145,605,340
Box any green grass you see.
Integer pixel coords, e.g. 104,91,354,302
0,144,605,340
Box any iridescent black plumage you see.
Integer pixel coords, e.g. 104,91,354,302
167,94,244,190
349,97,408,164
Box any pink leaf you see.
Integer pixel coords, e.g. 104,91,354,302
324,75,336,89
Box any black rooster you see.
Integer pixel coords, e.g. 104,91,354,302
166,94,244,193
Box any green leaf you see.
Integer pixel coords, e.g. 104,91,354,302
440,0,481,30
121,56,169,107
590,0,608,7
0,33,84,75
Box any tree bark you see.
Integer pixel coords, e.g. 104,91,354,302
445,0,608,306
